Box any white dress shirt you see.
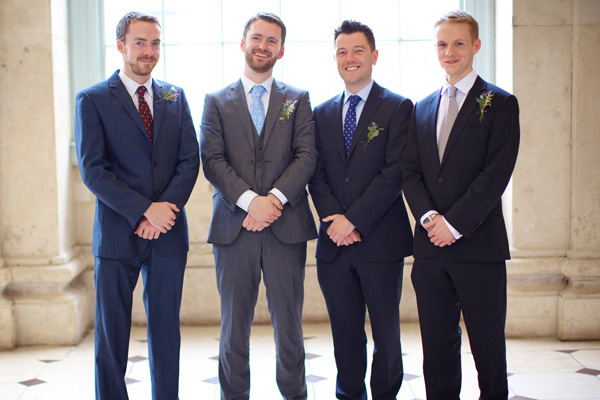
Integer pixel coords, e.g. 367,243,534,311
342,80,374,124
236,74,288,212
421,69,478,239
119,70,154,116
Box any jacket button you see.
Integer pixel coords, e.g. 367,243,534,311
438,178,444,184
250,159,254,165
258,146,263,151
257,179,262,184
345,177,351,182
257,163,262,168
153,162,158,167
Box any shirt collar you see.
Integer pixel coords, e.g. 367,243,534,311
442,69,478,96
241,74,274,95
344,80,374,104
119,69,153,98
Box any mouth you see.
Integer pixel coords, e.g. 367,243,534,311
254,51,271,59
345,65,360,72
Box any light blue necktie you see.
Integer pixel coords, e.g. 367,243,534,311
250,85,267,135
343,95,361,155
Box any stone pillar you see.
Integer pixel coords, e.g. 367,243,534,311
510,0,600,339
0,0,93,348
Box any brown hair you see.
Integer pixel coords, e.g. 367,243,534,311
116,12,161,42
334,20,376,51
243,12,287,46
434,10,479,42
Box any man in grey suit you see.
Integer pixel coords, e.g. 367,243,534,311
200,12,317,400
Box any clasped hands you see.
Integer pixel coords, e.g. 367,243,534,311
323,214,361,247
134,201,180,240
423,214,457,247
242,193,283,232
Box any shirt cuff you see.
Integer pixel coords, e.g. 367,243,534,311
420,210,438,226
442,217,463,239
269,188,288,206
236,190,258,212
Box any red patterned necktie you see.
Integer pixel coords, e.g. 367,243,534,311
136,86,153,142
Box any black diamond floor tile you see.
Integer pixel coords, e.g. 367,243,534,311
19,378,46,387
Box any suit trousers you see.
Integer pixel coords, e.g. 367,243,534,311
213,228,307,400
94,244,187,400
411,251,508,400
317,246,404,400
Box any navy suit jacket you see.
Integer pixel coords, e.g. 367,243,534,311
75,70,200,258
309,82,414,263
200,79,318,245
402,76,520,262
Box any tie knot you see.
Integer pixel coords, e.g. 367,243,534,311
448,86,457,98
137,86,147,96
348,95,361,108
252,85,266,98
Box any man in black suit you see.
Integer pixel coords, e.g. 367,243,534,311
401,10,520,399
308,20,413,400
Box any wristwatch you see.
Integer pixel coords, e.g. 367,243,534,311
422,212,439,226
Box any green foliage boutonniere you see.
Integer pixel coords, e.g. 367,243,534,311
362,122,383,151
475,90,493,123
280,99,298,126
155,87,179,103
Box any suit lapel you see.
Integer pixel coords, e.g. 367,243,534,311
151,79,165,143
440,76,486,166
261,79,286,148
109,72,150,141
330,93,346,162
228,79,256,150
427,91,442,166
347,82,383,158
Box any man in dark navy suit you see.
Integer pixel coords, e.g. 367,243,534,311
75,12,199,400
308,20,413,400
402,10,520,400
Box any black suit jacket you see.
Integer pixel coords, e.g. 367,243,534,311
309,82,414,263
402,76,520,262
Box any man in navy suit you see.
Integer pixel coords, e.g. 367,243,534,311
402,10,520,399
308,20,413,400
200,12,317,400
74,12,199,400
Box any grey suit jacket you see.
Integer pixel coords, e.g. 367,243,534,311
200,78,318,245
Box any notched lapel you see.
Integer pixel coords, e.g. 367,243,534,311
261,80,286,147
109,74,150,141
228,80,255,150
440,77,486,165
331,94,346,162
347,84,383,158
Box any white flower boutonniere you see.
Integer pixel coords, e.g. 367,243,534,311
362,122,383,151
280,99,298,126
156,87,179,103
475,90,493,123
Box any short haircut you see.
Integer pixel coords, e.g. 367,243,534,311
334,20,376,51
434,10,479,41
243,12,287,46
116,11,161,42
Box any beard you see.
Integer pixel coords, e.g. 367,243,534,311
128,57,157,76
245,49,278,73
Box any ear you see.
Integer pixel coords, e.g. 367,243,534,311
372,49,379,65
117,39,125,55
240,38,246,53
473,38,482,54
277,45,285,59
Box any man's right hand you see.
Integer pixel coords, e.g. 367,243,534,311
248,195,283,225
143,202,180,233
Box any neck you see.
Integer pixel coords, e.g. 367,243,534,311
244,67,273,84
345,80,370,95
124,69,151,85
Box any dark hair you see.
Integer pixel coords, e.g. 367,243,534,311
116,11,161,42
334,20,376,51
434,10,479,41
242,12,287,46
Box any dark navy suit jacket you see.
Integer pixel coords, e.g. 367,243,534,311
75,70,200,259
402,76,520,262
309,82,414,263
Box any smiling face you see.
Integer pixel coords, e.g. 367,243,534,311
335,32,378,93
434,21,480,85
117,20,161,84
241,18,284,80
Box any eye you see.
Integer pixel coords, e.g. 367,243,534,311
337,50,346,56
268,39,277,45
152,41,161,47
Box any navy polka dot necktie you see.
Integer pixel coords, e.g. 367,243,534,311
343,95,361,155
137,86,153,142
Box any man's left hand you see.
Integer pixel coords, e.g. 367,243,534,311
134,217,161,240
323,214,356,246
423,215,456,247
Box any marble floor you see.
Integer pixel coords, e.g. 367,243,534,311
1,322,599,400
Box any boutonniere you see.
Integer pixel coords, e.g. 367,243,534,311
155,87,179,103
280,99,298,126
475,90,493,122
362,122,383,151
